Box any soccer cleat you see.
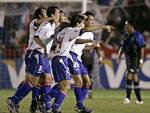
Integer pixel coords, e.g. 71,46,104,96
88,91,93,99
6,97,19,113
36,95,45,112
74,106,93,113
122,98,131,104
42,108,52,113
51,110,62,113
135,100,144,104
30,102,37,113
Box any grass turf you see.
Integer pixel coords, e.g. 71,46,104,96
0,89,150,113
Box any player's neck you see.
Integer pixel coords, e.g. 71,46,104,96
128,28,134,34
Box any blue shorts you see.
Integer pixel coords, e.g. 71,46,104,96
28,49,51,77
68,52,88,75
51,56,71,82
25,49,32,73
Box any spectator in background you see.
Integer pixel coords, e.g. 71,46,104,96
0,4,10,46
0,3,10,59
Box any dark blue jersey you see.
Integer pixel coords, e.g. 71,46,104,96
120,30,145,60
91,34,98,58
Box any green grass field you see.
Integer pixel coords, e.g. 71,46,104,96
0,89,150,113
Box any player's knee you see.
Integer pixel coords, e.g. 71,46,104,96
66,85,70,92
126,73,132,80
75,79,83,87
85,81,91,88
60,84,70,93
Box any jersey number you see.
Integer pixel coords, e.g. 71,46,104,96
57,37,64,49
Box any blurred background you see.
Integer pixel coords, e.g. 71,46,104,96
0,0,150,89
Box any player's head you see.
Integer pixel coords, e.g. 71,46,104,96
124,19,135,32
83,11,94,27
47,6,60,20
33,7,47,19
70,15,85,28
59,10,66,23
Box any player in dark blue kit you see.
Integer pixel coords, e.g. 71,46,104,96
117,19,145,104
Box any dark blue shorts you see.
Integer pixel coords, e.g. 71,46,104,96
68,52,88,75
28,49,51,77
51,56,71,83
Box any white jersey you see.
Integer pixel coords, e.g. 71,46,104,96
31,21,56,54
54,27,82,57
27,19,38,50
70,32,94,62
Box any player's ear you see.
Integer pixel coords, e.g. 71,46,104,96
39,14,42,18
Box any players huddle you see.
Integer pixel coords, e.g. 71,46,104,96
5,5,145,113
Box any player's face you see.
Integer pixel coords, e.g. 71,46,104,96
85,15,94,27
60,12,66,22
77,20,85,28
41,9,47,18
54,9,60,21
124,21,131,32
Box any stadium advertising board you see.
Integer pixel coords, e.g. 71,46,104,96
0,58,150,89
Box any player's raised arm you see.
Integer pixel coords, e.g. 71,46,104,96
75,39,95,44
82,25,114,33
34,17,55,26
33,37,47,58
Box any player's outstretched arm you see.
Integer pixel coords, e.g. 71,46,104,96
34,37,47,58
75,39,95,44
116,46,124,64
82,25,114,33
34,17,55,26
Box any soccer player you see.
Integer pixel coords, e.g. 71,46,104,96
117,19,145,104
6,6,60,113
81,11,103,99
51,15,113,113
68,16,112,113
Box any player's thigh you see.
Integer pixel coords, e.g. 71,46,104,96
71,74,83,86
82,75,91,87
24,72,31,82
44,73,53,82
29,75,40,86
58,79,70,92
38,74,45,85
126,72,133,80
133,73,138,82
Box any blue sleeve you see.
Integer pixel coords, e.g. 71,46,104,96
94,34,98,41
79,29,83,36
34,35,39,38
120,32,127,47
120,39,124,47
136,33,146,48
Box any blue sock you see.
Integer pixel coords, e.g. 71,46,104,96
32,85,41,104
49,84,60,98
53,90,66,111
11,81,33,104
82,86,88,101
43,82,51,110
74,85,83,108
13,81,25,97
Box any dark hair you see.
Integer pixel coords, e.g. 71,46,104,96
70,15,84,27
47,6,59,17
127,19,135,27
60,10,64,14
83,11,94,17
33,7,46,19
